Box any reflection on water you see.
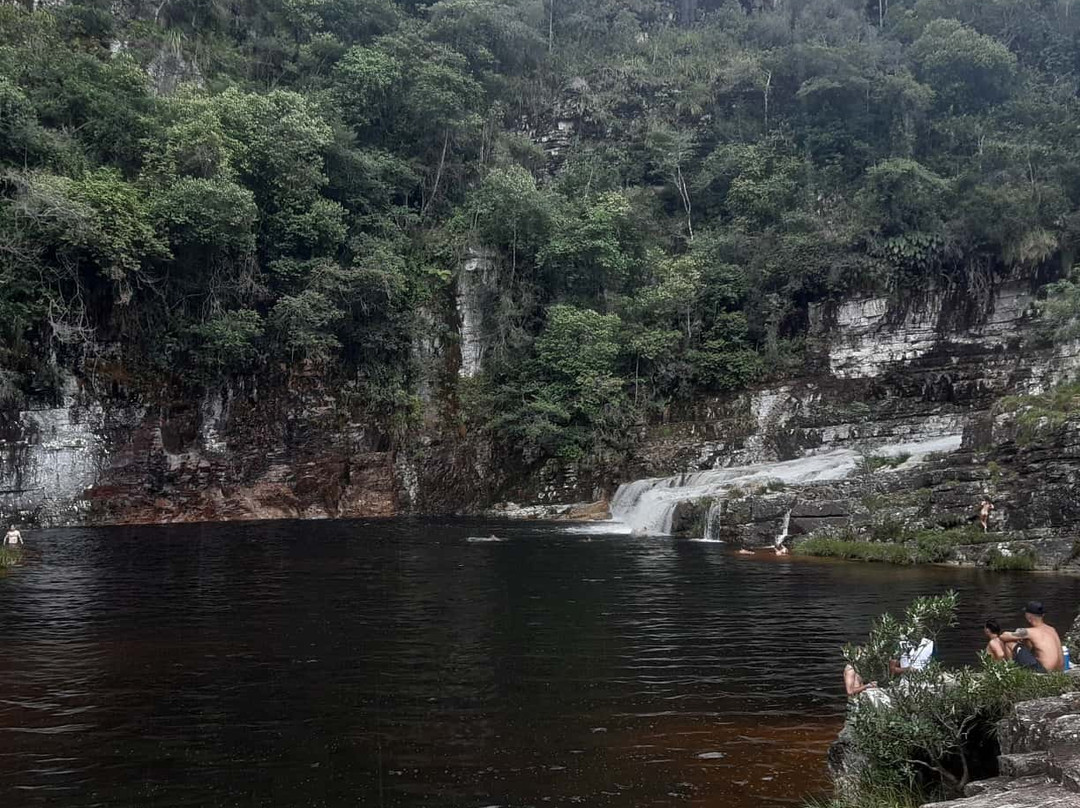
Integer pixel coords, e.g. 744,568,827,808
1,519,1078,807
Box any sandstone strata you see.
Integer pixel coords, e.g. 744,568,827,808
4,273,1080,530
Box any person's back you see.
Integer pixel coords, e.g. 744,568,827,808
984,619,1010,661
1001,601,1064,673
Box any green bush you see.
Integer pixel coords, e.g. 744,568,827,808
852,659,1074,798
797,525,1008,566
986,549,1036,571
794,536,916,565
860,453,912,475
0,546,22,568
844,594,1076,801
871,516,905,543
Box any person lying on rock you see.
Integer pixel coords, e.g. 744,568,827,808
999,601,1064,673
983,619,1012,662
3,525,22,546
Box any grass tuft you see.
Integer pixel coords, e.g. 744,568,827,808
0,546,23,569
986,549,1036,571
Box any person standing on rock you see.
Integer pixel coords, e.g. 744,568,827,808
3,525,22,547
978,499,995,532
999,601,1064,673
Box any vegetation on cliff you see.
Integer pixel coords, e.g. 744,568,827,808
794,524,1013,566
3,0,1080,465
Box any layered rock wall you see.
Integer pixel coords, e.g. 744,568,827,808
4,274,1080,529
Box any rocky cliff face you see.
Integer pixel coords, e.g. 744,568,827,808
596,277,1080,554
3,273,1079,530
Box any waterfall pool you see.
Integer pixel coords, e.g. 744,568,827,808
1,517,1076,807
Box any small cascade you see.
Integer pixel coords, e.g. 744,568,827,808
773,509,792,549
701,500,724,541
606,434,962,536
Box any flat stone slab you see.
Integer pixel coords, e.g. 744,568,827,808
921,782,1080,807
1000,752,1050,778
964,776,1051,798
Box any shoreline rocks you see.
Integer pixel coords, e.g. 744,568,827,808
831,691,1080,808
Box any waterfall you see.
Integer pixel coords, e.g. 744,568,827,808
774,509,792,549
702,500,723,541
605,434,962,537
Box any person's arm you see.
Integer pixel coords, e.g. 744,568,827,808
889,658,907,676
999,628,1029,644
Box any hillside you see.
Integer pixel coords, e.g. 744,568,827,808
3,0,1080,526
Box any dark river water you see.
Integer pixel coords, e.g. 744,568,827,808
2,519,1080,807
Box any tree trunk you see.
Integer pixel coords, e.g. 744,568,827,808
548,0,554,52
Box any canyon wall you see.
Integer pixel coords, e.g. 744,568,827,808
3,271,1079,531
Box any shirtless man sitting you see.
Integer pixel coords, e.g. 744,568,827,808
844,663,876,697
983,619,1011,661
999,601,1064,673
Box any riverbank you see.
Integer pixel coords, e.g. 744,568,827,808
792,524,1080,573
0,546,22,568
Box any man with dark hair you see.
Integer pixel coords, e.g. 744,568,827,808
999,602,1064,673
983,619,1010,661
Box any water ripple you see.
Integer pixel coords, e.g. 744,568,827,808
0,519,1078,806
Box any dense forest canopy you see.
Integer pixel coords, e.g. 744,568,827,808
2,0,1080,464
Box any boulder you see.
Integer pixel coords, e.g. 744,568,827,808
962,775,1050,798
826,720,867,804
997,752,1049,779
998,694,1080,755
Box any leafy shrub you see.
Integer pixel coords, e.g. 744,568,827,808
860,453,912,474
794,536,915,565
986,549,1036,572
989,382,1080,445
844,594,1076,801
871,516,905,543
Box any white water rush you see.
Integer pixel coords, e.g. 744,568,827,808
604,435,962,537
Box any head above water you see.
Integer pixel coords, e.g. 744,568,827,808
1023,601,1045,624
984,619,1001,637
